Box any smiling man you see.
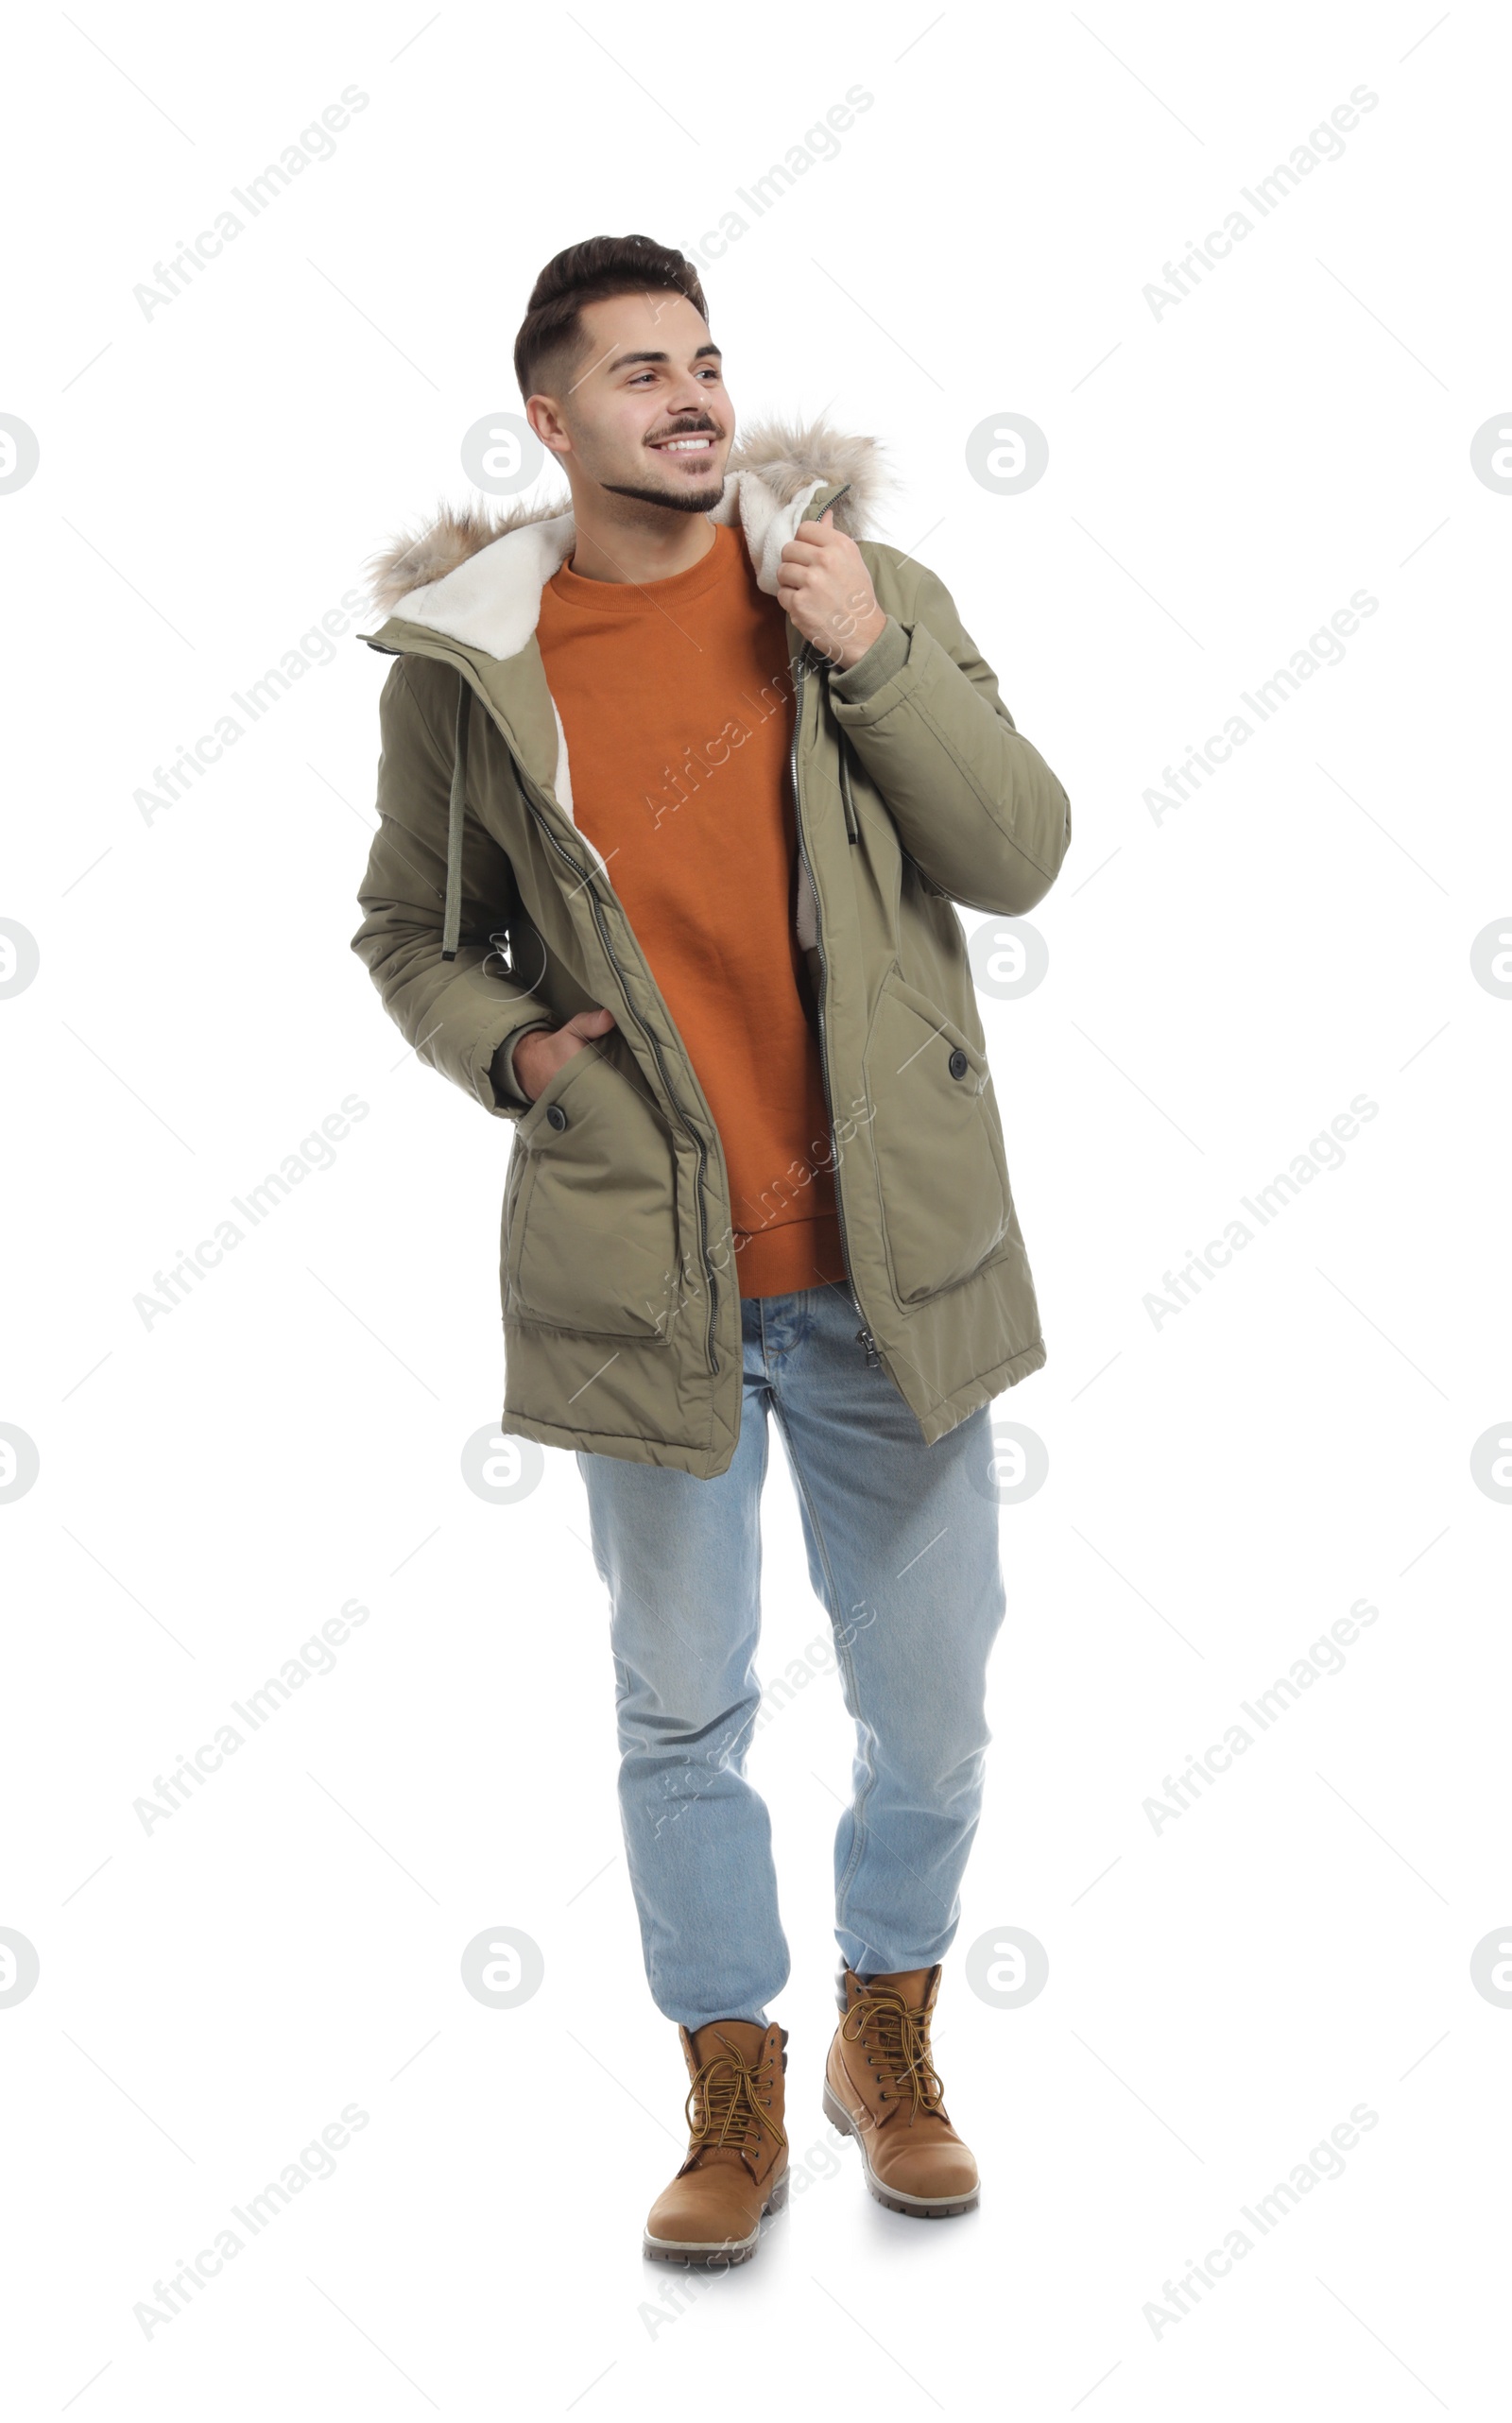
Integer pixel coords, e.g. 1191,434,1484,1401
352,232,1072,2266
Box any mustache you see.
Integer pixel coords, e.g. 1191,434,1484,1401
645,420,723,443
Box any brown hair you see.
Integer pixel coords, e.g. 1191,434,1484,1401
513,234,711,406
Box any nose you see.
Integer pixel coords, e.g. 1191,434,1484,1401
662,375,713,422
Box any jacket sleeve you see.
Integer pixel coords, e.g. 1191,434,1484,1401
826,558,1072,916
351,657,556,1117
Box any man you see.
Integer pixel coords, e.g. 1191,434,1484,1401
352,233,1071,2265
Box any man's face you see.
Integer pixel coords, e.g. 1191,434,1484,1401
527,291,733,516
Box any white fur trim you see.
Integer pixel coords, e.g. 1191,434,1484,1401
382,473,824,662
743,474,824,595
388,510,576,662
368,415,895,954
367,414,893,619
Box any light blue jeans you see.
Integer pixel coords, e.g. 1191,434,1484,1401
576,1281,1007,2029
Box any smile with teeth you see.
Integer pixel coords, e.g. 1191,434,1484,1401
650,434,717,452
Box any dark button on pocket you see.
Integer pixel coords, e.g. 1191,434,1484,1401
546,1104,569,1131
948,1049,970,1080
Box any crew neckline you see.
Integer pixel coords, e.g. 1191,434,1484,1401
544,517,737,614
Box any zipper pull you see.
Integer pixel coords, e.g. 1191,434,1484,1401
856,1326,882,1369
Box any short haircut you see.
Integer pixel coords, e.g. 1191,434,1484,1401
513,233,712,406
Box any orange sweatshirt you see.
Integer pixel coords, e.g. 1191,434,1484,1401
536,520,845,1298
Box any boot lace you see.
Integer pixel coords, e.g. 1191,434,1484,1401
842,1984,947,2119
685,2034,788,2158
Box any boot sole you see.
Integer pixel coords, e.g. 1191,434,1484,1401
822,2083,980,2218
642,2169,788,2267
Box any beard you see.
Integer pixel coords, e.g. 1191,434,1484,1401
598,421,727,516
599,473,725,516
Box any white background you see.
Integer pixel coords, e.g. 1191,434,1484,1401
4,1,1509,2414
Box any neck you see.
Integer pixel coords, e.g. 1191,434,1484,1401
562,483,719,587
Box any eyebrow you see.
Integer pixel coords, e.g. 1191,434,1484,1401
604,343,723,374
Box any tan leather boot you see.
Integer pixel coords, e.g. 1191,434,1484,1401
643,2018,789,2265
823,1965,980,2217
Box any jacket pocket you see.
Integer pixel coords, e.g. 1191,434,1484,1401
862,970,1012,1307
503,1045,679,1342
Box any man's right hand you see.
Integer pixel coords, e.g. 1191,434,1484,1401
511,1006,617,1102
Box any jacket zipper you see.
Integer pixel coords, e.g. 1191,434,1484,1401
519,791,719,1376
788,641,879,1376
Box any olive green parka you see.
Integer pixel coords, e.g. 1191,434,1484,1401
352,420,1072,1477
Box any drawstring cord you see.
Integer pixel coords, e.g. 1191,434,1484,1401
440,677,471,962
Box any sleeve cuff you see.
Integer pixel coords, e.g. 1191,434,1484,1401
827,615,910,704
487,1021,554,1112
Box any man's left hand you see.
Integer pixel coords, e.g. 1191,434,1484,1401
776,512,889,671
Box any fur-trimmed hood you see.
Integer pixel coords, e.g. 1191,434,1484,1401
366,416,894,662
